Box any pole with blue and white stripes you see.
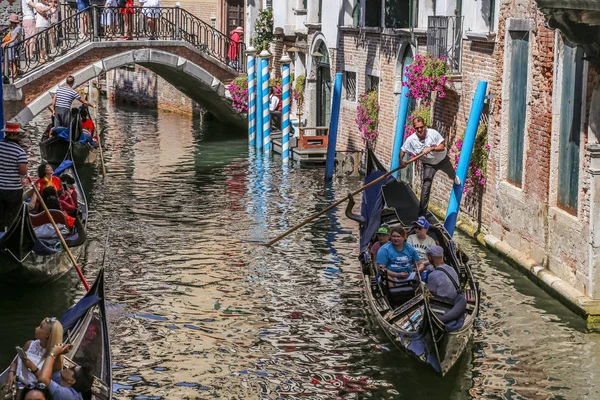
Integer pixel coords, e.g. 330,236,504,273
259,49,272,154
246,46,257,147
280,53,292,165
255,53,263,153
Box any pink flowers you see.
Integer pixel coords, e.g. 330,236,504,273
228,77,249,113
403,55,450,106
451,124,491,194
355,91,380,142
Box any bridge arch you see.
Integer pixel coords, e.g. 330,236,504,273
10,46,245,129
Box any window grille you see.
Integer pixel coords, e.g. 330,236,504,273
367,75,379,92
344,71,357,101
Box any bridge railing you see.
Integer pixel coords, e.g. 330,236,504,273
2,5,246,84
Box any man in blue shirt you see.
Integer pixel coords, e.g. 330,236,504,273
376,226,423,283
38,343,94,400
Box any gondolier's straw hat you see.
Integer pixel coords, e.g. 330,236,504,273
1,122,25,133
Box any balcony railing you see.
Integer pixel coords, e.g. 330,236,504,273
427,16,463,73
1,5,245,83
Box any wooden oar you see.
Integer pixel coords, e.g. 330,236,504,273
265,151,429,247
29,178,90,291
93,87,106,177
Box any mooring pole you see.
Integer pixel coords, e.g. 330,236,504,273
255,52,263,153
324,73,342,181
246,46,257,147
391,74,411,179
444,80,488,236
259,49,272,154
280,53,291,166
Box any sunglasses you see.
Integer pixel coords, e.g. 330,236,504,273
26,383,47,390
414,126,426,131
45,317,57,324
415,226,426,230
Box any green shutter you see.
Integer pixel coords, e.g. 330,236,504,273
558,42,583,212
507,32,529,186
365,0,382,27
385,0,411,28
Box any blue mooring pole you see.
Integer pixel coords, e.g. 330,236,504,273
0,49,4,140
324,73,343,181
280,53,292,166
246,46,257,147
259,49,272,154
444,80,488,236
255,53,263,153
390,77,411,178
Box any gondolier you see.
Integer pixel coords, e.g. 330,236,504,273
50,75,94,128
0,122,28,232
400,116,460,218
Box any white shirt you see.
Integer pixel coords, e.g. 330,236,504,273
35,1,51,28
401,128,447,165
22,0,36,20
269,95,280,112
407,234,437,261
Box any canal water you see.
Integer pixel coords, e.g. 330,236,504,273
1,103,599,399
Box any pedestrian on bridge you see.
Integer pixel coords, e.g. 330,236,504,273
21,0,36,57
50,75,94,128
141,0,161,40
228,26,243,68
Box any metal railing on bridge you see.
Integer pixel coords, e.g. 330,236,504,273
1,5,246,84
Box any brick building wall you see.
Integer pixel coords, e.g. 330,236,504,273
161,0,219,28
109,65,200,117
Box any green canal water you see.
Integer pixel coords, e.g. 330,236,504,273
0,103,599,399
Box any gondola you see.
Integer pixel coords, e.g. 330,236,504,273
40,107,99,165
0,268,112,400
0,158,88,283
347,147,480,376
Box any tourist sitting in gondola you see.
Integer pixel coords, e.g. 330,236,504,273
3,317,64,391
370,224,390,258
35,163,61,193
424,245,459,302
79,106,95,136
58,174,78,217
23,383,52,400
407,216,437,261
376,226,424,285
37,343,94,400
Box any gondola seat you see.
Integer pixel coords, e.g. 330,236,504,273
30,209,69,229
388,281,419,307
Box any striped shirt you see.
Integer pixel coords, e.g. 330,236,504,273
55,85,81,110
0,140,27,190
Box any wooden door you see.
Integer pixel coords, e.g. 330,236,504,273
227,0,244,34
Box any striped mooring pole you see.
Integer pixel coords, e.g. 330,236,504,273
246,46,257,147
259,49,272,154
280,53,292,165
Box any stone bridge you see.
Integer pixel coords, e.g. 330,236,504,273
2,6,248,129
4,40,245,129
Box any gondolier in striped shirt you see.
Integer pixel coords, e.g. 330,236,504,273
0,122,28,232
50,75,94,128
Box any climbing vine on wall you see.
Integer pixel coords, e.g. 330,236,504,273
252,8,274,52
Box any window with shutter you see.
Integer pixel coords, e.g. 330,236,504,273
557,41,584,213
507,31,529,186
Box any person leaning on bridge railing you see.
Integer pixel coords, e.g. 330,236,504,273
119,0,134,40
2,14,24,81
140,0,161,40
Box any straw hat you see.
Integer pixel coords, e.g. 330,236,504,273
233,26,244,34
8,14,20,24
2,122,25,133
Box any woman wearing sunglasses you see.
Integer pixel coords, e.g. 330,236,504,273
23,382,52,399
3,317,64,393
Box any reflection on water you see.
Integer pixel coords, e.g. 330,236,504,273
0,103,599,399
